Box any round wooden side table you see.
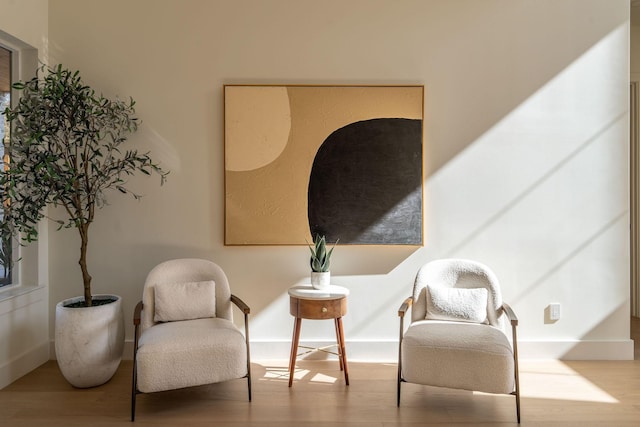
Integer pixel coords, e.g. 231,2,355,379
287,284,350,387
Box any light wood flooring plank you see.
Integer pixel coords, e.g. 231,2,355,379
1,318,639,426
2,357,640,426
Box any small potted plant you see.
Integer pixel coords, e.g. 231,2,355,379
0,64,168,387
308,234,337,289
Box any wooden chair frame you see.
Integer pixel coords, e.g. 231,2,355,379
397,297,520,423
131,295,252,421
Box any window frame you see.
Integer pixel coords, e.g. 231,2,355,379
0,42,16,288
0,30,40,294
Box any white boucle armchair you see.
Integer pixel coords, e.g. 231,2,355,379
131,259,251,421
397,259,520,423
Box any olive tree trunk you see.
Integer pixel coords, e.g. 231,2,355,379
78,223,92,307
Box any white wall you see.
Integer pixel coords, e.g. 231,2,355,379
0,0,49,389
42,0,632,360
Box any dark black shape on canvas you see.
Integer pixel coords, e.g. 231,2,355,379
308,118,422,245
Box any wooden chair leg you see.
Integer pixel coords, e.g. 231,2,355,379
132,309,141,422
131,360,137,421
514,367,521,423
131,392,136,421
244,313,252,402
246,346,252,402
512,321,521,423
397,315,404,407
397,345,403,407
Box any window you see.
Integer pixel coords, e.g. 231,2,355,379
0,45,11,287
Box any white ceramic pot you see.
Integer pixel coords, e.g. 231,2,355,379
55,294,124,388
311,271,331,290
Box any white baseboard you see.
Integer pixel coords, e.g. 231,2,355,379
247,339,635,362
54,338,636,364
517,339,635,360
0,342,49,389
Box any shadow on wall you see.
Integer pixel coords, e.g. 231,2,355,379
326,22,631,345
561,301,632,360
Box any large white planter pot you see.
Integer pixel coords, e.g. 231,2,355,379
311,271,331,290
55,294,124,388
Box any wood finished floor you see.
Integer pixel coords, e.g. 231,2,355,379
1,318,639,426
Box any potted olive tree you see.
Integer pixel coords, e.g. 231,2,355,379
0,64,168,387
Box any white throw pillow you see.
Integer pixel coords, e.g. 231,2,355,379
154,280,216,322
425,285,488,323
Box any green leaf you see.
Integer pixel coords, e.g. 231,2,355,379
0,62,169,301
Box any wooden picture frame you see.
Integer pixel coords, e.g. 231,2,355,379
224,85,424,245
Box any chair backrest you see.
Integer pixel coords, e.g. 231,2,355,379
411,258,504,327
140,258,233,333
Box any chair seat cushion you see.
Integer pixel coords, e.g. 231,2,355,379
401,320,514,394
136,318,247,393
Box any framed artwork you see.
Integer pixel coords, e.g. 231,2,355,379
224,85,424,245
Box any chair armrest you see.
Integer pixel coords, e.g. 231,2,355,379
502,303,518,326
231,294,250,314
397,296,413,384
398,297,413,317
133,301,143,326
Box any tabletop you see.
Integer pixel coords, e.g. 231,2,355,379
288,284,350,300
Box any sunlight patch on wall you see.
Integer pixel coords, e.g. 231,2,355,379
425,24,629,344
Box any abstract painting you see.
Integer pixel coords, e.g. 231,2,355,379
224,85,423,245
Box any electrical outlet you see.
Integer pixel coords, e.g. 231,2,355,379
549,303,561,320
